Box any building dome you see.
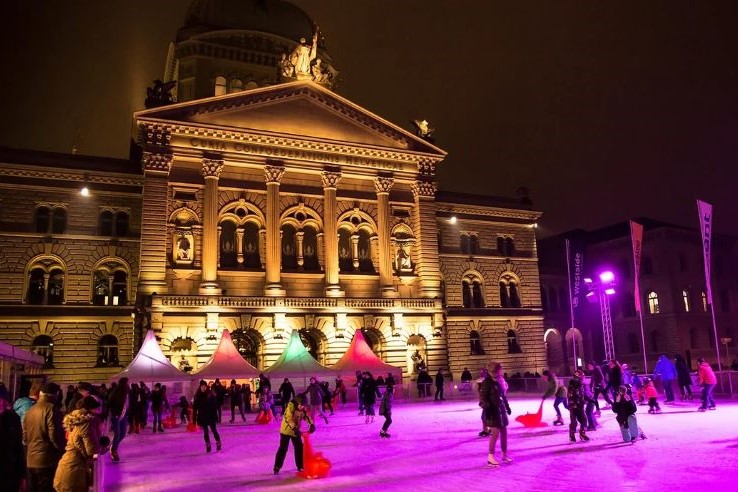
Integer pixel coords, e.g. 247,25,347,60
178,0,317,43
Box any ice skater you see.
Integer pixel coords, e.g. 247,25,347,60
359,372,382,424
642,377,661,413
674,355,693,401
653,354,677,403
193,379,222,453
697,357,717,412
567,370,590,443
612,385,646,443
480,362,512,466
582,378,598,431
108,378,130,462
541,370,567,426
228,380,246,423
273,395,315,475
306,377,329,424
586,361,611,416
378,384,394,438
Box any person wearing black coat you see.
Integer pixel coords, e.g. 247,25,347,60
587,361,612,414
278,379,295,415
567,371,590,443
479,364,512,466
0,388,26,492
674,355,693,401
359,372,382,423
434,369,446,401
192,380,221,453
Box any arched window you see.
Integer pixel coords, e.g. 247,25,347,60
462,280,472,308
27,268,46,305
302,226,320,271
242,222,261,269
112,271,127,306
540,287,549,311
497,237,505,255
299,329,320,361
499,281,510,308
650,330,660,352
92,271,109,305
229,78,243,93
31,335,54,368
47,269,64,305
281,224,298,270
469,235,479,255
701,291,708,311
357,229,374,272
647,291,659,314
507,330,522,354
460,235,470,254
470,330,484,355
505,237,515,256
97,335,119,367
363,328,383,357
35,207,50,233
115,212,129,237
338,229,353,272
642,256,653,275
219,221,238,267
509,282,521,308
472,281,485,308
689,328,698,349
231,329,259,367
548,286,558,312
51,208,66,234
628,332,639,353
170,337,193,352
99,211,114,236
214,76,227,96
682,290,691,312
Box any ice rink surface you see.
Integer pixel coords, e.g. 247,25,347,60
104,395,737,492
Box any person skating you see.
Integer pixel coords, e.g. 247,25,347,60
541,370,567,425
653,354,677,403
643,378,661,413
477,368,492,437
107,378,129,462
434,368,445,401
24,382,67,491
674,355,693,401
228,380,246,423
278,378,295,415
0,386,26,492
567,370,590,443
378,385,394,438
319,381,334,416
273,395,315,475
480,363,512,466
696,358,717,411
586,361,611,416
150,383,168,433
360,372,382,424
306,377,329,424
192,380,222,453
612,385,646,444
608,360,623,400
334,376,347,405
582,378,598,431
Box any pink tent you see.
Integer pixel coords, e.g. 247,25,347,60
111,330,190,383
332,330,403,380
194,330,260,380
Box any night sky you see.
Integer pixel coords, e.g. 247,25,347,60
1,1,737,237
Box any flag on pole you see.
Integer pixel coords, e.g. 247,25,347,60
697,200,713,305
629,221,643,313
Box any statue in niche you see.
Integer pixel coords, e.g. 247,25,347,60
311,59,327,84
396,243,413,272
174,231,194,265
145,79,177,109
290,30,319,79
176,236,191,261
278,52,294,79
411,350,426,373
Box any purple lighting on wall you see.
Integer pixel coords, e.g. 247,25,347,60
604,287,616,295
599,271,614,283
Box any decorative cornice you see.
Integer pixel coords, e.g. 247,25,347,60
0,166,142,187
320,170,342,189
435,204,543,221
411,180,437,199
141,124,172,148
374,176,395,194
142,152,173,175
201,158,224,178
264,165,286,184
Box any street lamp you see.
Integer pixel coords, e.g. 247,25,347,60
585,270,617,361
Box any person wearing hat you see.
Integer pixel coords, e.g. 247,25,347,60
696,358,717,412
273,395,315,475
0,385,26,492
24,382,67,492
53,396,105,492
192,380,221,453
566,370,590,443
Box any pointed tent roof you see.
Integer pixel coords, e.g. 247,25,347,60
194,330,260,380
111,330,190,383
332,330,403,377
264,330,337,383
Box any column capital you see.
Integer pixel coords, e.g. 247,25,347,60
321,170,342,189
412,180,437,199
142,152,173,175
374,176,395,194
264,165,286,184
202,158,224,178
417,159,437,177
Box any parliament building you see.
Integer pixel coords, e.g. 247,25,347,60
0,0,546,385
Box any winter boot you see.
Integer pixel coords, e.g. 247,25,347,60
553,416,564,426
206,443,212,453
579,430,590,442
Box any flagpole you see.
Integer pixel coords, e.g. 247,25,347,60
565,239,578,369
708,301,722,372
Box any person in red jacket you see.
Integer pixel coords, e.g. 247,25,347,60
696,358,717,412
642,378,661,414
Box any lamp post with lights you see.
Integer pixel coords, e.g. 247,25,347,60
585,271,617,361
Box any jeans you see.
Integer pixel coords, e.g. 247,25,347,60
202,422,220,445
662,379,675,402
593,385,612,410
585,401,598,429
569,408,587,439
553,396,569,417
28,467,56,492
274,434,303,471
620,415,639,442
700,383,716,409
435,386,444,401
111,414,128,452
230,401,245,421
152,408,163,429
382,414,393,432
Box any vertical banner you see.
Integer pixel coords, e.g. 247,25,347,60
565,238,585,313
697,200,713,305
629,221,643,313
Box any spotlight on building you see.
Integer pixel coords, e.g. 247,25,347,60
448,216,457,224
80,185,90,197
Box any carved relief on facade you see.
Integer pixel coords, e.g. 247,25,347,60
201,158,224,178
391,222,416,275
320,170,342,189
142,151,173,174
264,164,286,183
411,180,437,200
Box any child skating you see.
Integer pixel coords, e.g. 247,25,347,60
567,370,589,443
643,377,661,413
378,384,394,438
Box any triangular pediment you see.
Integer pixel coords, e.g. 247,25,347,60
136,81,445,156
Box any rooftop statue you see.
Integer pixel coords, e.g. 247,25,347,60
411,119,435,143
290,29,319,79
145,79,177,109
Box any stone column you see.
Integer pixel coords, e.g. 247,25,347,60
321,170,342,296
351,234,360,270
42,272,50,305
375,176,396,296
264,165,286,296
412,179,441,298
236,228,244,264
296,231,305,269
138,151,173,295
199,158,223,295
